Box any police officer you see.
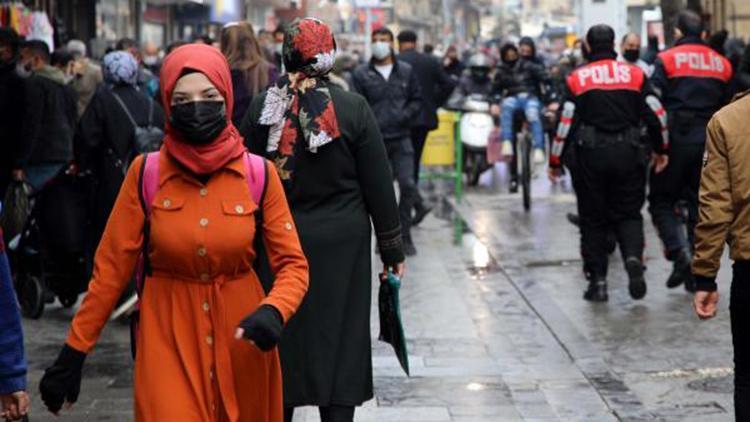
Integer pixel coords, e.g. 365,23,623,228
648,10,733,292
549,24,669,302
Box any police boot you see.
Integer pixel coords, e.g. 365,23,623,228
625,257,647,300
666,250,692,289
583,279,608,302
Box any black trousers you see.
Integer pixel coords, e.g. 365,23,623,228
284,405,355,422
385,137,417,241
648,139,704,260
732,262,750,420
410,127,430,210
574,142,648,279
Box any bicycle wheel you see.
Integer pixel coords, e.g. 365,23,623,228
16,274,45,319
521,132,532,211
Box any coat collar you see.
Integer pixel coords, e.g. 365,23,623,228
158,148,245,187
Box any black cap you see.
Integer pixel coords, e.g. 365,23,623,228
586,24,615,54
676,10,704,37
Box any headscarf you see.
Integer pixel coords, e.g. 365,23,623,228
258,17,340,182
102,51,138,86
159,44,246,175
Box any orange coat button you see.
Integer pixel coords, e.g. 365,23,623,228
198,247,207,257
163,199,171,208
235,205,244,214
206,335,213,345
199,218,209,227
199,188,208,197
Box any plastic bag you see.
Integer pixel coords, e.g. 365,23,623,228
0,181,32,244
486,126,503,164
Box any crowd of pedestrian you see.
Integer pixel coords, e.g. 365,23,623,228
2,9,750,422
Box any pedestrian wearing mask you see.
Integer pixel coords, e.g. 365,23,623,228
12,40,77,192
0,28,24,198
66,39,103,118
692,89,750,420
549,24,669,302
352,27,423,256
648,10,733,292
75,51,166,253
240,18,405,422
39,44,310,422
620,33,653,77
443,45,465,81
397,30,456,227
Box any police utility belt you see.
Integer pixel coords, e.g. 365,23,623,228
574,125,641,149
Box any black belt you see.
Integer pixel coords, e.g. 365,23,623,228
575,125,641,149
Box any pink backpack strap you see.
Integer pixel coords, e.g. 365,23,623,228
140,152,160,216
244,152,267,206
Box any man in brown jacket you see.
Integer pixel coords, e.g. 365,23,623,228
692,90,750,419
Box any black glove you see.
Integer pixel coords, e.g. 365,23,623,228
238,305,283,351
39,344,86,413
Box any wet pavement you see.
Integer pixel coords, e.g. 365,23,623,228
19,163,734,421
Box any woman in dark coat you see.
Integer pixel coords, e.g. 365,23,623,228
240,18,405,422
220,22,278,127
75,51,165,250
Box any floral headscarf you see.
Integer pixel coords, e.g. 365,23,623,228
259,18,340,182
102,51,138,86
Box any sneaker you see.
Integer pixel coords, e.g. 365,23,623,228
412,205,433,227
666,251,692,289
501,140,514,159
533,148,545,165
403,240,417,257
583,279,608,302
625,257,647,300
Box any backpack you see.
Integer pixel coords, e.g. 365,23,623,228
128,151,268,359
110,90,164,172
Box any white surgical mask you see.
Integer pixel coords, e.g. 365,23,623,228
16,62,32,78
371,41,391,60
143,55,158,66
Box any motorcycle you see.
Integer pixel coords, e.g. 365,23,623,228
458,94,496,186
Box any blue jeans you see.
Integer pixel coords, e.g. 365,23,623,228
501,94,544,150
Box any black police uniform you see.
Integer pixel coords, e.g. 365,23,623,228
550,51,668,300
648,36,733,264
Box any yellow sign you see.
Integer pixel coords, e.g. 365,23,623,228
422,111,458,166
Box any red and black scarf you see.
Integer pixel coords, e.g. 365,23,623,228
259,18,340,182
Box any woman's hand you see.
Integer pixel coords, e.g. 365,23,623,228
235,305,284,351
39,344,86,415
0,391,30,421
383,261,407,279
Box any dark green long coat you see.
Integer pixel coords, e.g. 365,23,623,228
240,85,404,407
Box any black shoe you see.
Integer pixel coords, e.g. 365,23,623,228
412,206,433,227
625,257,647,300
666,252,692,289
403,241,417,257
583,279,608,302
566,213,580,227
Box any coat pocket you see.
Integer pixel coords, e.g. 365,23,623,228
151,196,185,212
221,200,257,217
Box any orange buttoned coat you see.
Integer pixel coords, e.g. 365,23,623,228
65,151,309,422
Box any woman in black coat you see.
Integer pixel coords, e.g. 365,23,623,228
240,18,405,422
74,51,165,250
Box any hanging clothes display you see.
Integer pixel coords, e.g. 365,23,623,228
0,2,53,50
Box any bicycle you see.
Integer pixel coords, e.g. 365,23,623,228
508,111,533,211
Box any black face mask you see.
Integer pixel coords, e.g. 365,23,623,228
623,49,640,63
170,101,227,145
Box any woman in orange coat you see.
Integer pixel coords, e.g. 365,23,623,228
39,44,309,422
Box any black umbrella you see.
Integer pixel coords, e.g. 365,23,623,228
378,272,410,376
